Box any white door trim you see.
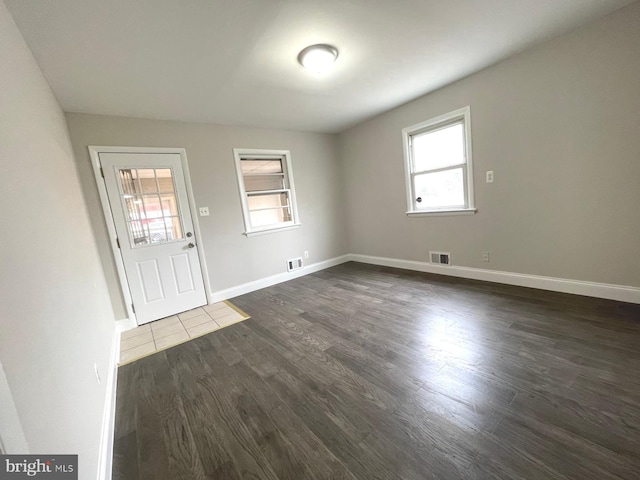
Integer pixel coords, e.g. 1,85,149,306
89,146,212,324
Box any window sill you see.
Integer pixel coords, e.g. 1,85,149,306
243,223,301,237
406,208,477,217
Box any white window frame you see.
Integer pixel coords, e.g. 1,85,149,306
233,148,301,236
402,106,476,217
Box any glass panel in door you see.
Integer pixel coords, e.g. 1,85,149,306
118,168,185,246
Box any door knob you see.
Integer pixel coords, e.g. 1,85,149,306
186,232,193,237
188,242,195,248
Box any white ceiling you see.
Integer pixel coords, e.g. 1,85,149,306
5,0,636,133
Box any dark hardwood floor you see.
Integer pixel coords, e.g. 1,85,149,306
112,262,640,479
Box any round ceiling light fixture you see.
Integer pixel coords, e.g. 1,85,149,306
297,44,339,74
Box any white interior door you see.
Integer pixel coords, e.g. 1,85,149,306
100,152,207,324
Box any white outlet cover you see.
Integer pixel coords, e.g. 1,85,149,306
199,207,210,216
486,171,494,183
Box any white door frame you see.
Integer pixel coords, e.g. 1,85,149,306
89,146,212,325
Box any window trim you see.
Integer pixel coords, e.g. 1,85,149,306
402,106,476,217
233,148,301,236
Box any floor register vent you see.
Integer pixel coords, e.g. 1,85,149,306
287,257,303,272
430,251,451,266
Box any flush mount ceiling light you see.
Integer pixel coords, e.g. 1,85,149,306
297,44,339,74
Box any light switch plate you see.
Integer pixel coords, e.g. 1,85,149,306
199,207,210,216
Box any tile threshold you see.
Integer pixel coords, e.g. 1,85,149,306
118,300,250,366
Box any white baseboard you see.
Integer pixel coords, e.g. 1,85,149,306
209,254,351,303
349,254,640,304
115,317,136,333
97,325,120,480
209,252,640,304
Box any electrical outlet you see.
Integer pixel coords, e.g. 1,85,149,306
482,252,490,262
94,363,101,385
304,251,309,259
199,207,210,216
486,171,494,183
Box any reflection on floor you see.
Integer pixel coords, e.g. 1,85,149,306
118,301,250,365
113,263,640,479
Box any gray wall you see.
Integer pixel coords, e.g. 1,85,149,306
339,2,640,288
0,1,115,474
66,114,348,319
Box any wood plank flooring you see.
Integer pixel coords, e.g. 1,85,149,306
112,262,640,479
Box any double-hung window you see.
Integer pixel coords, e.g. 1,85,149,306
402,106,476,216
233,148,300,235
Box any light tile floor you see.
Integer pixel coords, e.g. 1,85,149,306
119,301,250,365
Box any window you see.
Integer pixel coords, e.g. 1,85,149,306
117,168,183,246
233,148,300,235
402,106,476,216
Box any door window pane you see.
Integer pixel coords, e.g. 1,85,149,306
161,195,179,216
165,217,183,240
118,168,184,247
128,221,149,246
124,197,144,221
137,169,159,193
156,169,175,192
142,195,163,218
119,169,140,196
146,218,168,243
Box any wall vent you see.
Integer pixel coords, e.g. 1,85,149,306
430,251,451,266
287,257,303,272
